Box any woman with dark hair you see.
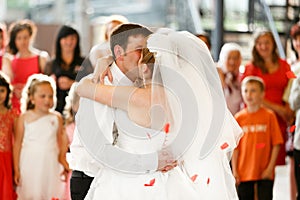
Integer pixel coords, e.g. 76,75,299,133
2,19,49,112
45,25,92,114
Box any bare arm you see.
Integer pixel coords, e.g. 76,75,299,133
92,55,114,84
55,112,70,180
76,77,151,111
289,77,300,111
261,144,280,180
2,53,14,81
38,51,50,73
263,99,294,125
231,149,240,185
216,67,225,89
13,115,25,185
77,77,156,128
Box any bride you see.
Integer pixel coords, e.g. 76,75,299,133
76,28,242,199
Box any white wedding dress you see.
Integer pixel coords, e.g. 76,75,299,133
81,108,199,200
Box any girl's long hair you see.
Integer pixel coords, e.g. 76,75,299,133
0,72,12,109
54,25,81,68
0,22,7,52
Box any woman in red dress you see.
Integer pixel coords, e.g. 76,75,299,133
2,19,49,112
241,30,294,165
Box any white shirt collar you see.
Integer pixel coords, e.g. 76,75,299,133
109,62,133,86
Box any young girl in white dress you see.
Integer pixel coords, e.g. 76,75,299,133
13,74,70,199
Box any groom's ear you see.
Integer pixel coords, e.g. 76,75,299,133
142,63,148,73
114,45,124,60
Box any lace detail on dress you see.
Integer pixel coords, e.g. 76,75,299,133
0,109,19,152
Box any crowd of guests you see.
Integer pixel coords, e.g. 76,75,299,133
1,16,300,200
0,18,100,200
201,25,299,199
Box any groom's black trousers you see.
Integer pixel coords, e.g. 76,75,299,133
70,170,94,200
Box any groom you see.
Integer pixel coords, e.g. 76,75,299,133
71,23,163,199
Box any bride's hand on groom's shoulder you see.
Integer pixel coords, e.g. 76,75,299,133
92,55,114,84
99,67,113,84
75,76,94,98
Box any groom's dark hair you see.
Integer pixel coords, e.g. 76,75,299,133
110,23,152,59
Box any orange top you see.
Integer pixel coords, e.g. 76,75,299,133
234,107,283,181
241,59,291,165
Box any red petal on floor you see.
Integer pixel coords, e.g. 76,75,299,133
207,178,210,185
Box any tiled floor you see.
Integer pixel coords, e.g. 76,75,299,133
273,161,292,200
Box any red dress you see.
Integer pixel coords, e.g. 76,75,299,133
11,55,40,112
0,108,19,200
241,59,291,165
